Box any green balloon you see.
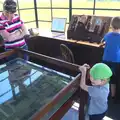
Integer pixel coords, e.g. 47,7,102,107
90,63,112,80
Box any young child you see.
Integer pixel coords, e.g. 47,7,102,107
79,63,112,120
101,17,120,101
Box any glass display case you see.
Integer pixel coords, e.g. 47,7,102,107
0,49,81,120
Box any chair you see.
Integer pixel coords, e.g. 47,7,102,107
60,44,75,63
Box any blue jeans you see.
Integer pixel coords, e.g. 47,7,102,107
6,45,28,62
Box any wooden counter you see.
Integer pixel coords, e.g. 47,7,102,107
37,30,100,47
27,31,104,66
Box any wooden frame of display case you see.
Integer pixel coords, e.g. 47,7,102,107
0,48,88,120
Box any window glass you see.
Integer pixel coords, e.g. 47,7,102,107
38,9,51,21
37,0,51,7
39,21,51,31
25,22,36,29
66,24,69,32
52,9,69,23
20,10,35,22
96,1,120,9
52,0,69,8
18,0,34,9
95,10,120,17
72,0,94,8
0,0,4,11
72,10,93,15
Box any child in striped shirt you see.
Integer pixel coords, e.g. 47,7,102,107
0,0,29,61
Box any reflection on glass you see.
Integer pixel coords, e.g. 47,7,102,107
0,58,74,120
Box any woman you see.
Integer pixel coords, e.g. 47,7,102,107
0,0,29,61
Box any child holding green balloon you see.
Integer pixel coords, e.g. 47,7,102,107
79,63,112,120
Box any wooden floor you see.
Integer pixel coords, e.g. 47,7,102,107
62,101,120,120
61,107,78,120
106,100,120,120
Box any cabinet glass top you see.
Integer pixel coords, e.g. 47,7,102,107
0,58,74,120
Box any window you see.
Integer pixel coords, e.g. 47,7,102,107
72,0,94,8
20,10,35,22
95,1,120,9
37,9,51,21
52,9,69,23
72,10,93,15
0,0,4,11
95,10,120,17
18,0,34,9
39,21,51,31
66,24,69,32
37,0,51,7
25,22,36,29
52,0,69,8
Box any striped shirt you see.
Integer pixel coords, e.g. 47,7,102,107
0,13,26,49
